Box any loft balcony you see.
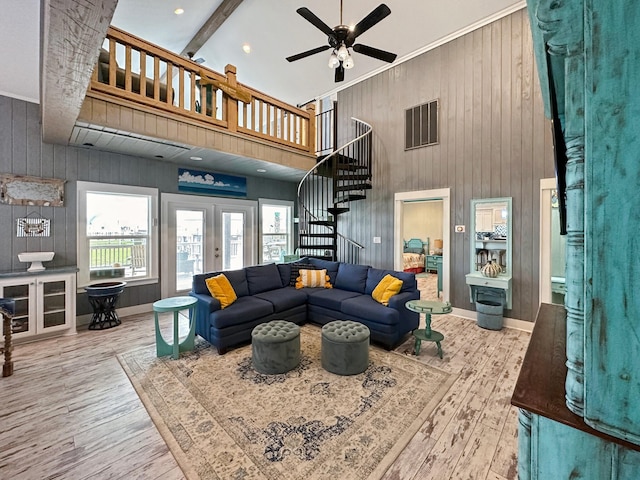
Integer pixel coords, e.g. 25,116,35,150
74,26,317,179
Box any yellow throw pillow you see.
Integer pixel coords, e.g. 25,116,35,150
295,269,332,289
205,274,237,308
372,274,403,306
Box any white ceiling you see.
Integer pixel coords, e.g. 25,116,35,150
2,0,525,108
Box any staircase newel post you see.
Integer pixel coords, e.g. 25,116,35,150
306,103,316,155
224,64,238,132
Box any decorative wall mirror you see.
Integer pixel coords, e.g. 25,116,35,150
465,196,513,309
469,197,513,276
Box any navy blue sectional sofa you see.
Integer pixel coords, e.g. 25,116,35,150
189,257,420,354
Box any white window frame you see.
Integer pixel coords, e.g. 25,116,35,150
76,181,159,289
258,199,294,264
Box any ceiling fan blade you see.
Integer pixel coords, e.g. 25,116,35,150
296,7,335,37
286,45,332,62
335,63,345,82
353,44,397,63
352,4,391,38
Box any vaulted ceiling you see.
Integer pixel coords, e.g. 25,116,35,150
1,0,525,181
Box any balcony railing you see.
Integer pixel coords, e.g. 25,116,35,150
89,26,316,155
89,239,146,280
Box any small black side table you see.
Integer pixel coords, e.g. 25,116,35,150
85,282,126,330
405,299,452,359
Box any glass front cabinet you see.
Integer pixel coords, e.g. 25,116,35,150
0,271,76,340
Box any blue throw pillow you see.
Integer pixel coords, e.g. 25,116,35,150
245,263,284,295
334,263,369,293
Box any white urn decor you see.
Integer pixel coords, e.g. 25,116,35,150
481,260,502,278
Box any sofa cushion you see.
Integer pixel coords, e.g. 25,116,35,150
295,269,332,289
245,263,284,295
289,262,317,286
209,296,274,329
306,288,362,311
334,263,369,293
254,286,308,313
193,269,249,297
371,274,403,306
341,295,400,325
365,268,417,294
205,274,237,308
277,263,292,287
307,258,340,284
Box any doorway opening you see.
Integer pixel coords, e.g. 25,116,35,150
394,188,451,302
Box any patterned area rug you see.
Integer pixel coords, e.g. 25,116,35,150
118,325,455,480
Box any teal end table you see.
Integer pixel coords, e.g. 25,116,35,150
153,296,198,359
405,299,452,359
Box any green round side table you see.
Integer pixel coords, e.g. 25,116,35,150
153,296,198,359
405,299,452,359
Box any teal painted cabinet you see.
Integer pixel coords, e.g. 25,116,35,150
515,0,640,476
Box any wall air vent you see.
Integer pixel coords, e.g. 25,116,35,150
405,99,439,150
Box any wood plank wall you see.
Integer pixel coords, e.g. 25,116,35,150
337,8,555,322
0,96,297,315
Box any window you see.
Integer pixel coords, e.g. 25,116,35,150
405,99,439,150
77,181,158,288
259,199,294,263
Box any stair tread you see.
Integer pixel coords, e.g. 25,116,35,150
334,184,372,192
300,233,337,238
327,207,350,215
309,220,336,226
335,174,371,181
334,194,366,203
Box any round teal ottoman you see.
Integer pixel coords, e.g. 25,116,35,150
321,320,370,375
251,320,300,374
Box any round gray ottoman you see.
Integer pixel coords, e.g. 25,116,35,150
251,320,300,374
321,320,370,375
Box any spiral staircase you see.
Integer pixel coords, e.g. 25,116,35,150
296,117,373,263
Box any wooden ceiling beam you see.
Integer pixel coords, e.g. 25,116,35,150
180,0,245,58
40,0,117,144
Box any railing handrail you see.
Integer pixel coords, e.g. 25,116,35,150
89,26,316,155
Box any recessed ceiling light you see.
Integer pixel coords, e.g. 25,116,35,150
256,168,267,173
190,156,203,161
242,43,251,54
174,7,184,15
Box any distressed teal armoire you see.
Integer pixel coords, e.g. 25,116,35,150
512,1,640,478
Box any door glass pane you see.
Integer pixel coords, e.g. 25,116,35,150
176,210,204,291
222,212,244,270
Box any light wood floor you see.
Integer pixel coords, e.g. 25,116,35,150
0,274,530,479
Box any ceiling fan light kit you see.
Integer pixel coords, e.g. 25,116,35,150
328,52,340,68
286,2,397,82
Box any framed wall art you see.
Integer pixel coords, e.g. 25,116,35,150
0,174,66,207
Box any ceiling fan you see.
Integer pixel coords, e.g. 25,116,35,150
286,1,397,82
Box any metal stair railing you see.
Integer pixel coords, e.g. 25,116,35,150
297,117,372,263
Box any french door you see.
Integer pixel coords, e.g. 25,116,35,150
161,194,256,297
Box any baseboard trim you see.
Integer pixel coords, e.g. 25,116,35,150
452,307,534,333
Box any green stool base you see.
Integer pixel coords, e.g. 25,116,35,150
153,296,198,359
412,328,444,359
